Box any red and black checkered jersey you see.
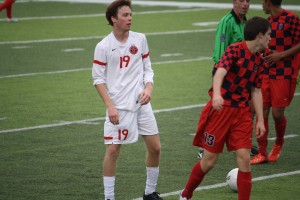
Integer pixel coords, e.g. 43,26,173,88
264,9,300,79
209,42,265,108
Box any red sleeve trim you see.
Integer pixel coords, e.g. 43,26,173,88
94,60,107,66
142,52,150,59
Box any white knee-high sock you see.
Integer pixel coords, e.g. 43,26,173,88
145,167,159,195
103,176,115,200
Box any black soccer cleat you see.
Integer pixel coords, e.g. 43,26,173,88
143,192,163,200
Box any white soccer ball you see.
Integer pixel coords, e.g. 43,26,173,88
226,168,238,192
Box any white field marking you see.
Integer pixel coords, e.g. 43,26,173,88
269,134,298,141
0,117,105,134
17,0,300,11
54,120,100,125
0,117,8,121
0,68,89,79
0,8,215,22
295,92,300,96
189,133,298,141
0,57,211,79
0,104,206,134
62,48,84,52
192,21,219,27
132,170,300,200
0,28,216,45
160,53,183,57
0,91,299,133
12,46,32,49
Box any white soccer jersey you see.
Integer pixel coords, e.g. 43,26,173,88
92,31,154,112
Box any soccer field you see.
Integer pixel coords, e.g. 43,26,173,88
1,0,300,199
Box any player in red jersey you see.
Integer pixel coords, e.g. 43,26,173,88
251,0,300,165
179,16,269,200
0,0,17,22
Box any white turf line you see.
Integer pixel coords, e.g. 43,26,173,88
1,92,300,134
16,0,300,11
132,170,300,200
0,104,206,134
0,57,211,79
0,8,216,21
0,29,216,45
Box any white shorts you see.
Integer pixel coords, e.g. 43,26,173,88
103,103,159,144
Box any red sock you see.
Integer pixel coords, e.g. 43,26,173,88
0,0,14,10
237,171,252,200
275,116,286,146
182,162,205,199
0,0,14,16
6,5,12,18
257,118,268,156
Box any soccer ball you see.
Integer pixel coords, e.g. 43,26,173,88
226,168,238,192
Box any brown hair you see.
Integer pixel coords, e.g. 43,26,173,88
244,16,271,40
106,0,132,26
270,0,282,6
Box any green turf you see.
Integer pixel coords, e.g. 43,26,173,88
0,1,299,199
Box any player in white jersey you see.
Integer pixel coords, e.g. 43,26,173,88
91,1,163,200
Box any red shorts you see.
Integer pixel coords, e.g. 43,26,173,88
193,101,253,153
262,78,296,108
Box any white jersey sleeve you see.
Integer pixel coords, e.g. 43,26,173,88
92,41,108,86
141,34,154,86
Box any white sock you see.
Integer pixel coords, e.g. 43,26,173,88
103,176,115,200
145,167,159,195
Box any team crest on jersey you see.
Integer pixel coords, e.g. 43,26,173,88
129,45,138,55
220,34,226,42
277,23,284,30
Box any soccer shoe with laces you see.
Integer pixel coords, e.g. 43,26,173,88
268,144,283,162
179,190,190,200
143,192,163,200
250,153,267,165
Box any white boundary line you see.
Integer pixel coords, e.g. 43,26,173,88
0,8,214,21
0,57,211,79
269,134,298,141
132,170,300,199
0,104,206,133
2,89,300,134
189,133,299,140
17,0,300,11
1,94,300,134
0,28,216,45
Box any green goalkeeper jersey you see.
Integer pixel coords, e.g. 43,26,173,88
212,10,247,63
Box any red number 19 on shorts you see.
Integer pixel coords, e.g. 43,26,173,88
118,129,129,140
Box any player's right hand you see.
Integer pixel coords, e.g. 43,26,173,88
212,95,224,111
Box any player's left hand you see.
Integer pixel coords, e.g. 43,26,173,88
255,120,265,138
139,88,152,105
263,50,284,66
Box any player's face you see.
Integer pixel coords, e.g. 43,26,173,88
260,28,271,50
262,0,271,14
112,6,132,32
233,0,250,16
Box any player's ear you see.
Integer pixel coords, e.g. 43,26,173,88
111,15,118,24
257,32,264,40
